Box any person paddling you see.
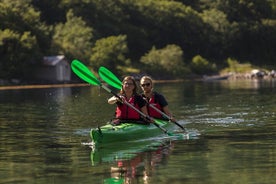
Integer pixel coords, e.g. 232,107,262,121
140,76,175,121
108,76,150,124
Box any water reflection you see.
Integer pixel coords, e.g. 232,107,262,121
220,79,276,89
89,128,200,184
93,140,175,184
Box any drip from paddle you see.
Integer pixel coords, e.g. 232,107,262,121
71,60,172,136
98,66,187,132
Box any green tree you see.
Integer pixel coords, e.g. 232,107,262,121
52,9,93,63
0,0,275,81
0,0,50,50
190,55,216,75
89,35,130,73
0,0,45,79
59,0,127,38
0,29,40,79
201,9,232,35
32,0,65,24
204,0,276,65
124,0,207,60
215,0,273,23
224,57,253,73
269,0,276,18
140,44,189,79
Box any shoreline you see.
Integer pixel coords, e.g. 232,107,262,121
1,73,275,90
0,83,89,91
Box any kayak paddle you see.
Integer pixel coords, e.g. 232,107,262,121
98,66,187,132
71,59,171,136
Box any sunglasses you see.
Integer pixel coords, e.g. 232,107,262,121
141,83,151,87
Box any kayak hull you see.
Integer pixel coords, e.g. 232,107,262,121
90,119,173,145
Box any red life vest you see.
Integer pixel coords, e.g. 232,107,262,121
115,96,141,119
148,94,163,118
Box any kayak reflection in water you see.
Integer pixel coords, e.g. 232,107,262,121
108,76,150,125
104,141,174,184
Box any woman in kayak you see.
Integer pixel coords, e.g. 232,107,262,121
140,76,175,121
108,76,150,124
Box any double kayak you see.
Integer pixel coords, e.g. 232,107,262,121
90,119,175,146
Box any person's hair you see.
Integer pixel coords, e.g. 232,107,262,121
140,76,153,86
120,76,138,95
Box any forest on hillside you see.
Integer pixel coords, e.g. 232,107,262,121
0,0,275,81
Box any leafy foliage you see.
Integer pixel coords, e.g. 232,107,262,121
223,58,253,73
52,9,93,63
0,0,275,81
89,35,130,73
141,45,189,78
190,55,216,75
0,1,44,79
0,29,40,78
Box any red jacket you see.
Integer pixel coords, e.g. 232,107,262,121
147,94,163,118
115,95,142,120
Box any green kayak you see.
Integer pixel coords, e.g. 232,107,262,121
90,119,174,145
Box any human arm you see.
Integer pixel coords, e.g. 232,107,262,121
162,105,176,122
156,93,176,121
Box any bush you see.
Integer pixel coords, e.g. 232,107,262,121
90,35,129,73
222,58,254,73
140,44,189,79
190,55,216,75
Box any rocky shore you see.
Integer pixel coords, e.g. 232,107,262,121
203,69,276,81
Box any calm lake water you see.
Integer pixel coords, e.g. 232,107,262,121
0,79,275,184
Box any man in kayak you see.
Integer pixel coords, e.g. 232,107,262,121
108,76,151,124
140,76,175,121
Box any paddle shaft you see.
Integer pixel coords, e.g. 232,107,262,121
147,103,186,131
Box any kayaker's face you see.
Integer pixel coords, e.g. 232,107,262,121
140,79,152,93
123,79,135,93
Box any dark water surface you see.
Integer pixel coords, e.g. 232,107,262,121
0,80,275,184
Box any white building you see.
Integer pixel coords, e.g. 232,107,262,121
34,55,71,82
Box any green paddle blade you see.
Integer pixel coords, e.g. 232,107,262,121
98,66,122,89
71,59,101,86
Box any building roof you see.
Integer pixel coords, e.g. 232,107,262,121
42,55,66,66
